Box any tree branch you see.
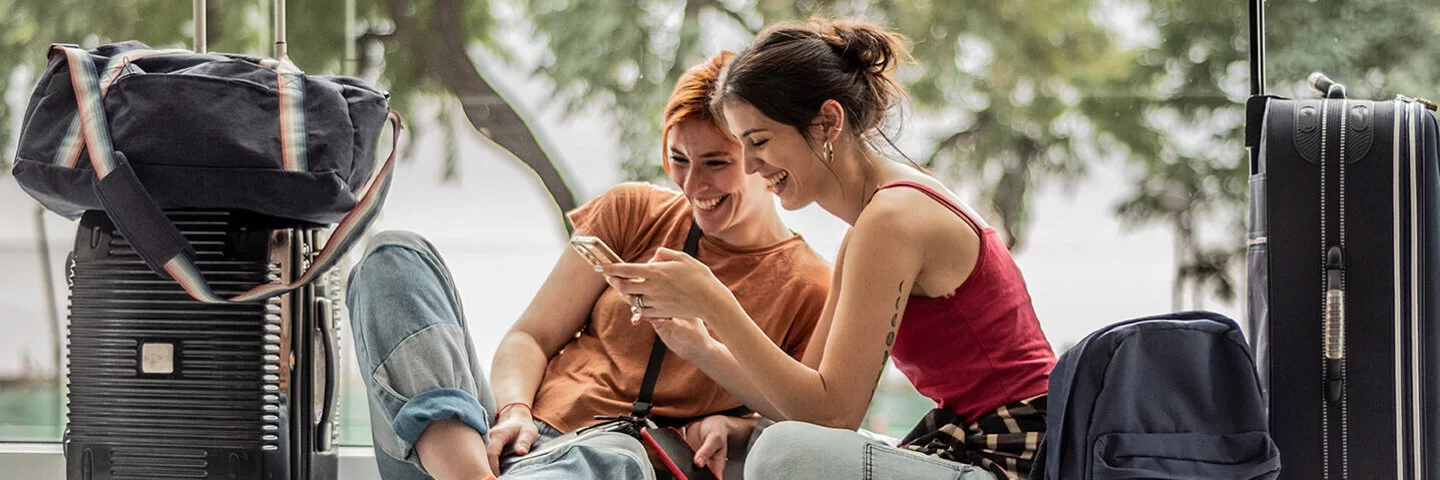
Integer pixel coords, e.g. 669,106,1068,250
925,110,993,169
925,125,981,168
703,0,758,35
383,0,580,235
991,139,1038,251
665,0,704,83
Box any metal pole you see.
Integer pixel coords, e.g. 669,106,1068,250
35,206,63,427
1249,0,1265,96
344,0,356,74
274,0,287,59
193,0,206,52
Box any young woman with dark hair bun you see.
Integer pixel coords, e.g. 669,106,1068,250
604,19,1055,480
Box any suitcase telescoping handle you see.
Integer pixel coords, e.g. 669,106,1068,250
1248,0,1265,97
274,0,287,59
193,0,205,52
193,0,286,58
1245,0,1268,175
1308,72,1346,99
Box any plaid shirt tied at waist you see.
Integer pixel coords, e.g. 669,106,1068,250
899,394,1048,480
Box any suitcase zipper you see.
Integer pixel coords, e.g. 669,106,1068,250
1406,100,1423,480
1392,99,1407,479
1337,97,1350,480
1320,97,1331,480
1320,97,1352,480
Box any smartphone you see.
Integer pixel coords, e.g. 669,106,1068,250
569,235,624,268
640,426,720,480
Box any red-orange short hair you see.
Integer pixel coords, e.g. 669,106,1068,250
660,51,737,175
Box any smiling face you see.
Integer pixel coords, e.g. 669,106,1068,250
666,118,778,238
721,100,830,211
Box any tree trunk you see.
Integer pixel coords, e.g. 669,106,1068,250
383,0,580,236
665,0,703,83
36,206,64,427
1185,209,1201,310
1172,215,1185,312
993,144,1035,251
34,206,61,378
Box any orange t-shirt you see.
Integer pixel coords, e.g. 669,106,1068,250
530,183,831,433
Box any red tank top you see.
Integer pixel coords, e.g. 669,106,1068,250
878,181,1056,423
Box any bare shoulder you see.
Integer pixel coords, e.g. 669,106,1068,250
854,183,984,282
853,186,945,241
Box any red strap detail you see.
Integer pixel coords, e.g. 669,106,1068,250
497,401,533,418
875,181,983,234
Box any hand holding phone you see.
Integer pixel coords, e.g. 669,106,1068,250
641,426,720,480
569,236,623,269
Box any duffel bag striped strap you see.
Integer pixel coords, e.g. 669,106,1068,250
51,46,307,173
258,57,308,172
53,44,402,304
52,47,190,168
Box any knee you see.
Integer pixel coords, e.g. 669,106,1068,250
744,422,828,479
347,230,445,303
366,230,432,254
345,230,463,359
354,230,438,273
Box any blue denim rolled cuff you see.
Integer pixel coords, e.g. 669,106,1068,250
392,387,491,448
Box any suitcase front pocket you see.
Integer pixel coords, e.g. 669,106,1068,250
1247,172,1271,389
1091,432,1280,480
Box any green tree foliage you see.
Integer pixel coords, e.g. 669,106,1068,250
522,0,1439,308
525,0,761,181
872,0,1128,251
1097,0,1440,307
524,0,1128,250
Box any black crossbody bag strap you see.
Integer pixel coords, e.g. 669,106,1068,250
630,220,703,418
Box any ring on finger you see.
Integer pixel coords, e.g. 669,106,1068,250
633,295,645,310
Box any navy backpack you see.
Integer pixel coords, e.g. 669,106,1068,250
1032,311,1281,479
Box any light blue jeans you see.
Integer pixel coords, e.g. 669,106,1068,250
346,230,653,480
743,422,998,480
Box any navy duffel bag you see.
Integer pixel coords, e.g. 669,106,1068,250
12,41,401,303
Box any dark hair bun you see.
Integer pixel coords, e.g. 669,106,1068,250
821,20,906,76
712,17,911,140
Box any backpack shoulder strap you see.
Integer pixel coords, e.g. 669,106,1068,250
630,220,702,418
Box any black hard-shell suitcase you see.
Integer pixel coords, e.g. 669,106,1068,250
1246,1,1440,478
64,210,341,480
59,1,346,478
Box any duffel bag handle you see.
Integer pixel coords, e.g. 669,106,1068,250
55,44,403,304
50,45,308,172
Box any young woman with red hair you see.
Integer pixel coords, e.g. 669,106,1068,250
344,52,832,479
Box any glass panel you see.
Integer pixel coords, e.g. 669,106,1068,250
0,206,68,444
4,0,1435,453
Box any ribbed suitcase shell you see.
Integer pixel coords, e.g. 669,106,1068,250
1251,97,1440,479
64,210,339,480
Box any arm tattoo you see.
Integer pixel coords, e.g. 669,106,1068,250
875,281,904,388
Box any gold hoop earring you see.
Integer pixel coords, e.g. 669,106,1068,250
824,141,834,164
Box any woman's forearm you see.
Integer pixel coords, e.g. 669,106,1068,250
708,301,856,428
687,341,784,420
489,331,552,415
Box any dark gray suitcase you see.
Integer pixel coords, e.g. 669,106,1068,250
64,210,341,480
1246,1,1440,477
